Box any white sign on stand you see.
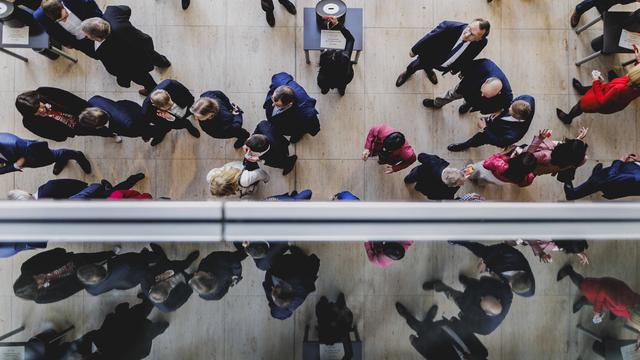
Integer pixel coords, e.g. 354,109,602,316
320,30,346,49
0,345,25,360
2,25,29,45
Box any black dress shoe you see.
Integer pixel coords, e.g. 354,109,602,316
289,134,303,144
395,71,409,87
74,152,92,174
422,98,436,108
186,125,200,138
395,302,410,319
425,69,438,85
130,173,146,183
150,134,166,146
181,0,190,10
280,0,296,15
573,296,590,313
572,78,587,95
422,280,444,291
556,108,573,125
283,155,297,175
556,264,573,281
265,11,275,27
458,102,471,114
447,143,467,152
138,88,150,97
592,163,603,175
155,55,171,68
570,10,580,28
338,87,346,96
321,88,330,94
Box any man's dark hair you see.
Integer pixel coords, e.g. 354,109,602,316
555,239,589,254
551,139,588,168
245,242,270,259
503,153,537,183
273,85,296,106
382,132,405,152
42,0,65,20
473,18,491,38
245,134,269,152
15,91,42,115
382,242,406,261
76,264,107,285
189,272,219,296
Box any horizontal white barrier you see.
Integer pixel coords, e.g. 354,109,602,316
0,201,638,241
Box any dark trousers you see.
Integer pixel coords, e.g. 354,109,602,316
215,126,251,141
564,103,584,123
457,132,498,150
112,174,145,192
406,58,430,76
565,174,601,200
450,241,489,258
129,72,159,93
155,116,199,139
261,0,291,12
27,147,82,169
575,0,626,15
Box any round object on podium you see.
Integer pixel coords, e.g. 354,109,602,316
0,0,27,28
315,0,347,29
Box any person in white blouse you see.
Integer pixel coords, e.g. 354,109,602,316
207,162,270,198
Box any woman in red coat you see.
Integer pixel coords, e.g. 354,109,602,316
557,45,640,124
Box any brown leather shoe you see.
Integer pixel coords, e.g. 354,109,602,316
395,71,409,87
570,11,580,28
138,88,149,97
426,69,438,85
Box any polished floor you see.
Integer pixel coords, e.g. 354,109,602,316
1,0,640,359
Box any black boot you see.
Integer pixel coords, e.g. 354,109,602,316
280,0,296,15
181,0,190,10
265,11,275,27
572,296,589,313
557,264,573,281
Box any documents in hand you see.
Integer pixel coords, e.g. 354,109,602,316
2,25,29,45
621,343,640,360
619,29,640,51
320,30,346,50
319,343,345,360
0,345,25,360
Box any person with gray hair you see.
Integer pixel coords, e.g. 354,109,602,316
404,152,468,200
81,6,171,96
189,250,246,301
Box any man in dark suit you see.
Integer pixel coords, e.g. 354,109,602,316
81,6,171,96
80,95,157,143
33,0,103,58
571,0,638,27
0,132,91,175
447,95,535,152
565,153,640,200
234,241,289,271
188,250,246,301
142,79,201,146
8,173,145,200
140,243,199,313
424,58,513,115
395,303,489,360
423,275,513,335
263,246,320,320
396,19,490,87
449,241,536,297
78,248,159,296
13,247,115,304
244,121,297,175
404,153,466,200
261,0,296,27
264,72,320,144
191,90,251,149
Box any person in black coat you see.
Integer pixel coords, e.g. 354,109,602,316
0,133,91,175
15,87,117,142
264,72,320,144
263,246,320,320
244,121,297,175
234,241,289,271
404,153,466,200
140,243,199,313
396,19,490,87
84,298,169,360
315,293,354,359
79,95,157,142
448,95,536,152
449,241,536,297
142,79,201,146
317,18,355,96
395,303,489,360
423,275,512,335
81,6,171,95
33,0,104,59
565,154,640,200
424,58,513,115
8,173,146,200
188,250,246,301
77,248,160,296
191,90,250,149
13,247,115,304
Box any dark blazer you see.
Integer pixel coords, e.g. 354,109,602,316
142,79,195,130
590,160,640,199
96,6,156,80
411,153,460,200
18,87,113,142
33,0,102,56
480,244,536,297
85,251,157,296
195,251,245,301
414,317,488,360
482,95,535,148
253,120,291,168
37,178,88,199
14,248,114,304
197,90,243,138
264,72,320,137
263,248,320,320
88,95,154,139
411,21,487,74
0,133,57,175
317,24,355,90
459,59,513,115
456,276,513,335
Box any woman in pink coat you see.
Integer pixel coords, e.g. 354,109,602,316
362,124,416,174
364,241,413,267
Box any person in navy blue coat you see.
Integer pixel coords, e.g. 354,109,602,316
191,90,250,149
33,0,103,58
449,241,536,297
0,133,91,175
79,95,157,142
424,58,513,115
332,191,360,201
404,153,466,200
244,120,297,175
447,95,535,152
8,173,145,200
0,242,47,258
142,79,201,146
188,250,246,301
564,154,640,200
263,246,320,320
396,19,490,87
266,189,313,201
264,72,320,144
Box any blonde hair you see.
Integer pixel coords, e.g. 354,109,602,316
442,168,465,187
628,64,640,88
208,166,242,196
150,90,173,110
191,97,219,119
8,190,35,201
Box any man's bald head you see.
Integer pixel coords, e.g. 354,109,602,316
480,295,502,316
480,77,503,98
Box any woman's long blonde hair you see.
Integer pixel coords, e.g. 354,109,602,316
208,166,242,196
628,63,640,88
